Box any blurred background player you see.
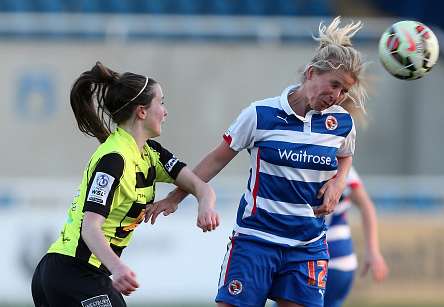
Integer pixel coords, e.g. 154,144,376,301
323,100,388,307
31,61,219,307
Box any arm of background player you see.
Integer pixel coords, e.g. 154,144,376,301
350,185,389,282
145,140,238,225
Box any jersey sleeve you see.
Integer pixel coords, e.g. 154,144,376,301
223,103,257,151
83,153,124,217
347,165,362,189
336,116,356,157
146,139,186,183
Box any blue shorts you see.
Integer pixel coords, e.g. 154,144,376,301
216,234,329,307
324,268,355,307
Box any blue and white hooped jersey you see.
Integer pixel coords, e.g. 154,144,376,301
223,85,356,248
324,165,360,271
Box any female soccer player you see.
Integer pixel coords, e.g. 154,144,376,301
146,16,368,307
31,61,220,307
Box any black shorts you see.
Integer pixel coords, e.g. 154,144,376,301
31,253,126,307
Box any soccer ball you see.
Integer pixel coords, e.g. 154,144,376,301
378,20,439,80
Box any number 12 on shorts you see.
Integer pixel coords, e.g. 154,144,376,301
307,260,327,287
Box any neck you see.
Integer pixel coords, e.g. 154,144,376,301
119,124,150,155
288,90,310,117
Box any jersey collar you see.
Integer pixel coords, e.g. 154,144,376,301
280,84,324,121
115,127,140,157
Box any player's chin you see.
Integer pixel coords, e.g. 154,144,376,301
315,101,330,111
153,127,162,137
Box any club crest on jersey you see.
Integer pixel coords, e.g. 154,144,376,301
228,279,243,295
87,172,115,206
325,115,338,131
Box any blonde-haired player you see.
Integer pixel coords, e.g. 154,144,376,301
146,16,369,307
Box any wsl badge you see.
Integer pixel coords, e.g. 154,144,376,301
87,172,115,205
325,115,338,131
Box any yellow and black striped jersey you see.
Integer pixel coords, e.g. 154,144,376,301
48,127,186,272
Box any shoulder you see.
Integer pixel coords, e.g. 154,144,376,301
90,152,125,180
97,152,124,166
324,105,354,126
326,104,351,115
251,95,281,109
146,139,163,151
145,139,176,159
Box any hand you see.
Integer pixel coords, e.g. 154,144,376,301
111,265,140,296
197,204,220,232
360,252,389,282
144,192,179,225
314,176,346,218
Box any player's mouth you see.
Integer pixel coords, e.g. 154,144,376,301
321,100,331,108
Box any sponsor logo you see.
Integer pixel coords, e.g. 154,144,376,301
325,115,338,131
165,156,179,172
81,294,112,307
276,115,288,123
228,279,243,295
278,149,332,165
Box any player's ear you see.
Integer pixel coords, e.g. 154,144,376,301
307,66,316,80
136,105,146,119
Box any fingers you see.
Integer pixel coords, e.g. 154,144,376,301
197,211,220,232
144,205,155,223
144,210,160,225
164,206,177,217
149,210,161,225
317,185,326,199
313,203,334,218
313,205,326,218
373,270,385,282
113,273,140,296
372,261,389,282
144,202,178,224
360,263,370,277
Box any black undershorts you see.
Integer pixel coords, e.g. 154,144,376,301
31,253,126,307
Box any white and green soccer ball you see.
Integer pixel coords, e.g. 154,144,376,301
379,20,439,80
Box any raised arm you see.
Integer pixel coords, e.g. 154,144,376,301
145,140,238,226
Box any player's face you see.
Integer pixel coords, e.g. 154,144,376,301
306,67,355,111
144,84,167,138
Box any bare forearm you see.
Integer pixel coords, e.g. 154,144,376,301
352,187,381,254
82,221,125,273
172,140,237,203
336,156,352,182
